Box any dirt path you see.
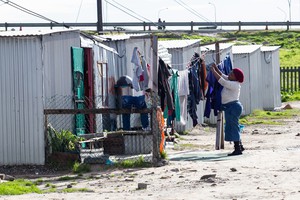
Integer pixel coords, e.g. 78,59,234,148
1,102,300,200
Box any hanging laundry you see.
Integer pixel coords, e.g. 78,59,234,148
164,69,180,122
177,69,189,125
204,56,233,118
131,47,150,91
140,55,150,90
187,52,207,127
158,58,174,112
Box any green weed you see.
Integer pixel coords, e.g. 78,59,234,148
56,175,81,181
281,91,300,102
160,150,168,159
116,156,151,168
61,188,93,193
72,162,91,174
0,179,41,195
240,108,299,125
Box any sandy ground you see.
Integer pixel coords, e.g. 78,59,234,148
1,102,300,200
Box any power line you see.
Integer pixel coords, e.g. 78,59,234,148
76,0,84,22
108,0,157,26
173,0,236,41
103,0,145,22
174,0,213,24
0,0,68,27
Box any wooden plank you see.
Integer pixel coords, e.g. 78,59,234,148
220,112,224,149
290,67,293,91
282,68,286,91
215,112,222,150
295,67,298,91
79,133,104,139
79,137,105,143
215,41,224,150
44,108,152,115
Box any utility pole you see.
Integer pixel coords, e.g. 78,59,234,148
97,0,103,33
288,0,292,29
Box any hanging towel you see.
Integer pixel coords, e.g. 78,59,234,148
131,47,143,91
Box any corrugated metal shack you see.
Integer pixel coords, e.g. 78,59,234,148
98,34,155,127
158,39,201,132
0,30,121,165
0,30,81,165
92,34,156,156
80,35,119,134
260,46,281,110
232,45,263,115
158,39,201,70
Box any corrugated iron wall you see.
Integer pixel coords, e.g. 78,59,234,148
233,53,251,115
249,49,263,113
0,31,81,165
233,48,263,115
43,32,81,157
261,48,281,110
43,31,80,107
272,50,282,108
92,43,118,132
0,36,44,165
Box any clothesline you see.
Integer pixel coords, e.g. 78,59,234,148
126,40,231,71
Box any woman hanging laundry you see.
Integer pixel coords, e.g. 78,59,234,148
210,63,245,156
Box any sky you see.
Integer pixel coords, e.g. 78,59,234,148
0,0,300,30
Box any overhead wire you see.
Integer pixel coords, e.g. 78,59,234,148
103,0,145,22
76,0,84,23
102,0,236,44
174,0,213,23
0,0,69,27
89,0,238,65
173,0,237,41
108,0,158,26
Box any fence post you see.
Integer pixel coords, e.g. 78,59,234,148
298,67,300,91
294,67,296,91
280,66,300,92
283,68,286,92
151,34,160,165
151,92,160,165
289,67,292,91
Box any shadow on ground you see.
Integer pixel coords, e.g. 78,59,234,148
168,150,242,162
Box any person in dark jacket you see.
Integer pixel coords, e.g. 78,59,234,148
210,63,245,156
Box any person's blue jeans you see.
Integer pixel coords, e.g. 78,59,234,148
221,101,243,142
121,95,149,130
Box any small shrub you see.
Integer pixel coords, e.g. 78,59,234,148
160,150,168,159
116,156,151,168
47,126,82,153
72,162,91,174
